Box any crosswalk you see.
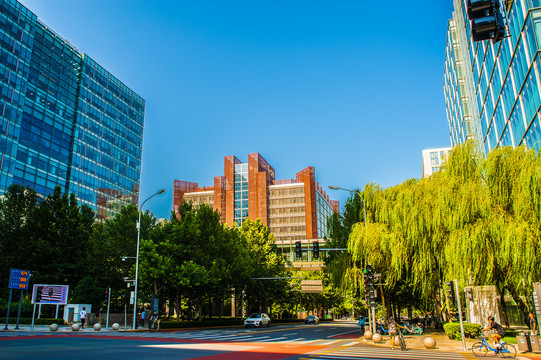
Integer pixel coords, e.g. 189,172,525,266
303,343,473,360
79,329,353,346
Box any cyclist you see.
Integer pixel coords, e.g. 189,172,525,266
483,316,506,348
357,316,366,332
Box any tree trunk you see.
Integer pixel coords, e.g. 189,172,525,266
175,290,181,320
219,298,223,320
506,282,530,326
198,298,203,322
499,286,510,328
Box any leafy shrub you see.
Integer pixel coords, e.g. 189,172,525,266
443,322,482,339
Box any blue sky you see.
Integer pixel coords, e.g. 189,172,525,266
20,0,454,219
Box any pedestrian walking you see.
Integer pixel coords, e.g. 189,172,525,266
95,308,102,324
80,307,87,329
530,312,538,335
150,312,160,332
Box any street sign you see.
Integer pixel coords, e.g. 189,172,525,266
32,284,69,304
301,280,323,293
151,294,159,316
8,269,31,290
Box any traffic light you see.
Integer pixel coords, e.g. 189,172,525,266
312,241,319,259
466,0,506,43
295,241,302,259
446,281,456,305
35,286,43,303
120,294,127,304
104,289,109,304
365,265,374,287
364,265,376,305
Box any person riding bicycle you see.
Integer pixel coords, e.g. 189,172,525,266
357,316,366,332
483,316,506,348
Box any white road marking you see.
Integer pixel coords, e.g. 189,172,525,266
319,339,341,345
258,337,288,342
140,344,260,351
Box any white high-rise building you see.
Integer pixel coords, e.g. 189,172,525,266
422,147,452,178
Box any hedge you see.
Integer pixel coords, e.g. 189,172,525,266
443,322,482,340
0,318,65,325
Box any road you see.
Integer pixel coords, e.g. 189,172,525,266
0,321,472,360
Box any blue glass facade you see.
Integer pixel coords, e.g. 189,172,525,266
0,0,144,219
233,163,249,225
445,0,541,154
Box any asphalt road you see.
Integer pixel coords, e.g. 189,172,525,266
0,322,471,360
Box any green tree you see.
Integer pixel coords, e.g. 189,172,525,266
344,142,541,325
26,186,94,287
240,218,289,315
0,185,39,294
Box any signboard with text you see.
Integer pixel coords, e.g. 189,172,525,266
32,284,69,304
151,294,159,316
301,280,323,293
8,269,31,290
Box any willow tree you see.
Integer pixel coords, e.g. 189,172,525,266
346,141,541,325
349,177,449,316
443,144,541,324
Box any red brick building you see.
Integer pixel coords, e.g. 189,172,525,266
173,153,339,268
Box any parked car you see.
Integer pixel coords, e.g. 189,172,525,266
244,313,271,328
305,315,319,325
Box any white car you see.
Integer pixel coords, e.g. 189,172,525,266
244,313,271,328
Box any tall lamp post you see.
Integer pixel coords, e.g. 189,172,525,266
328,185,367,227
328,185,372,331
133,188,165,330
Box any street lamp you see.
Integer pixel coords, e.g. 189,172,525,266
328,185,371,331
133,188,165,330
328,185,367,226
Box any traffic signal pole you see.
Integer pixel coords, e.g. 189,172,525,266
106,288,111,331
455,280,467,351
372,305,376,333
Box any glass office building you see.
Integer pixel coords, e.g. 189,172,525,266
444,0,541,154
0,0,144,219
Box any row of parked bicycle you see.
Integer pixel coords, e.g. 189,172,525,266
376,321,424,336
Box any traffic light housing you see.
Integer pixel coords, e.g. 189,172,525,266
467,0,506,43
312,241,319,259
104,289,109,304
295,241,302,259
35,286,43,303
446,281,456,305
364,265,374,287
364,265,376,305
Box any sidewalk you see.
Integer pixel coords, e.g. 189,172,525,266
1,324,143,333
358,331,541,359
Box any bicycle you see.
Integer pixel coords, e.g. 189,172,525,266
400,322,423,336
397,331,406,351
377,323,389,335
471,332,516,358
